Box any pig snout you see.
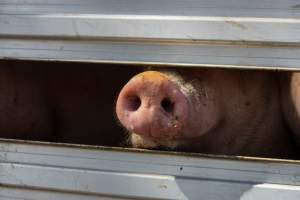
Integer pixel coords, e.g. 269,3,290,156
116,71,189,138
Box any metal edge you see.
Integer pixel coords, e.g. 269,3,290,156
1,138,300,165
2,36,300,48
1,57,299,72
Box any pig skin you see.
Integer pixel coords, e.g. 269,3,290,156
280,72,300,153
117,68,298,158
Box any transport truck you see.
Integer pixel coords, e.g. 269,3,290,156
1,1,300,199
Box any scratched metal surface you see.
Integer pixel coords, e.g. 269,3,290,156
0,0,300,70
0,139,300,199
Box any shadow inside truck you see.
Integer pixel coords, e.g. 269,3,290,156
0,60,141,147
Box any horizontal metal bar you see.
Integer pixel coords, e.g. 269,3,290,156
1,14,300,43
1,140,300,186
2,163,300,200
1,140,300,199
1,39,300,70
1,0,300,43
0,186,133,200
0,163,184,199
1,0,300,18
0,0,300,69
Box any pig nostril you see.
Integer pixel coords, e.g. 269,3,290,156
161,98,174,113
126,96,141,111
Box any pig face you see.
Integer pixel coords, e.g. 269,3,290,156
116,68,294,157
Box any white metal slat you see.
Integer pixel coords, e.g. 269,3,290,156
0,187,132,200
1,0,300,17
1,39,300,70
2,141,300,187
176,180,300,200
2,163,300,200
0,163,184,199
1,182,300,200
0,15,299,43
0,0,300,69
1,140,300,199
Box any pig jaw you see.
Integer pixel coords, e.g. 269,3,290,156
116,70,222,150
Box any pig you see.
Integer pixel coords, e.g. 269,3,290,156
116,68,297,158
280,72,300,149
0,61,53,141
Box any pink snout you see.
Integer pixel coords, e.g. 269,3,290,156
116,71,189,138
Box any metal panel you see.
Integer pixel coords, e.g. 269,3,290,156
1,0,300,17
0,0,300,69
0,187,133,200
1,39,300,70
1,139,300,199
1,14,300,43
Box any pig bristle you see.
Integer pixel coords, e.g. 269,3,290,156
163,71,199,101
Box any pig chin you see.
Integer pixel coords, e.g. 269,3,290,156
130,133,185,150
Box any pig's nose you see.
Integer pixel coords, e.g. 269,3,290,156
116,71,189,138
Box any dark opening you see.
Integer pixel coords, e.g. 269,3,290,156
126,95,141,111
161,97,174,113
0,60,142,147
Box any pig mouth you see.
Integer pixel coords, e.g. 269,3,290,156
129,132,193,151
128,120,223,153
